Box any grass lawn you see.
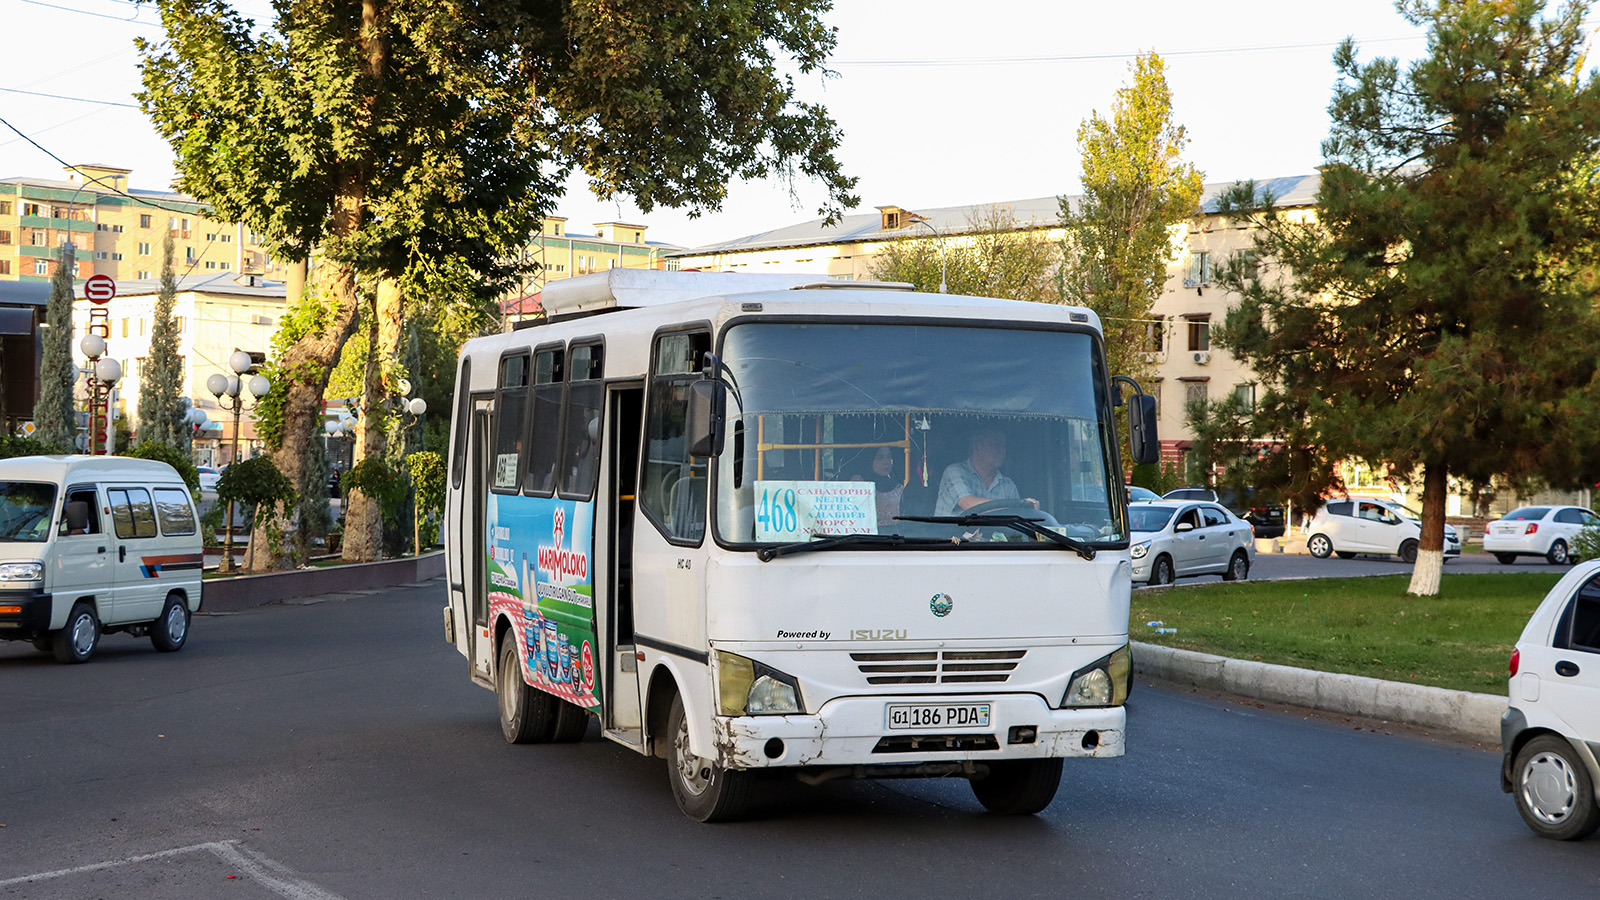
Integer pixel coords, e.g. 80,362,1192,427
1131,573,1566,695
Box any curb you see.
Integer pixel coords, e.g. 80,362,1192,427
202,551,446,612
1132,641,1506,745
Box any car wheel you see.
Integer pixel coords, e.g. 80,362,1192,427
1546,540,1570,566
666,693,756,822
52,601,99,665
497,634,557,744
1513,735,1600,841
1222,550,1249,582
1494,553,1518,566
1399,540,1418,564
1335,551,1357,560
970,757,1063,815
1150,555,1174,586
1307,534,1333,559
150,593,190,652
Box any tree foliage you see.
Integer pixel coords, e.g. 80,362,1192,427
407,450,444,519
216,455,296,520
1058,52,1204,383
34,245,77,453
123,440,201,495
136,233,187,446
870,207,1060,300
1212,0,1600,595
0,436,64,459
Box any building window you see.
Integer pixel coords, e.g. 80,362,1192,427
138,242,151,255
1185,315,1211,352
220,262,230,270
23,202,41,217
206,233,216,241
1232,383,1255,410
1144,315,1164,353
185,247,196,262
176,317,184,334
112,253,123,261
0,260,9,275
34,260,48,275
0,200,11,214
137,271,151,280
112,224,124,233
71,261,80,276
1185,251,1212,286
30,230,46,246
205,261,216,269
95,251,108,260
140,214,152,228
221,234,232,243
1183,379,1209,409
122,319,129,338
182,217,191,231
0,230,9,245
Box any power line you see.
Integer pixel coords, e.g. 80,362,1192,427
0,86,140,109
0,115,212,219
830,35,1429,68
18,0,163,28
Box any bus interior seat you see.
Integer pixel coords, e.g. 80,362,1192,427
667,475,706,540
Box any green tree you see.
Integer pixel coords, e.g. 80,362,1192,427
870,207,1060,300
136,233,186,446
124,440,201,495
1058,52,1204,384
34,246,78,453
139,0,856,569
1213,0,1600,596
215,455,297,573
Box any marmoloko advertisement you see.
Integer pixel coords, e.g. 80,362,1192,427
485,492,601,712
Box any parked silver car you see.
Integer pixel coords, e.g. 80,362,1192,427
1129,500,1255,585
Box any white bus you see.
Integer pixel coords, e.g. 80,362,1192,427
442,269,1158,821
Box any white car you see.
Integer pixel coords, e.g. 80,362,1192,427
1128,500,1254,585
1502,558,1600,840
1306,498,1460,563
1483,505,1598,566
196,466,221,493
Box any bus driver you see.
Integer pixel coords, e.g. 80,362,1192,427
934,428,1039,516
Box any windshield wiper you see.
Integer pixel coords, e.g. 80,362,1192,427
894,515,1097,560
756,532,957,562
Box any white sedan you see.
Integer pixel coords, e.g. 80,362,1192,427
1129,500,1255,585
196,466,221,493
1483,505,1598,566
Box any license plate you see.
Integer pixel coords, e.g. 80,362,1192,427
887,703,991,730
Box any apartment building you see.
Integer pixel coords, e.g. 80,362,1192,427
501,217,683,320
0,164,278,284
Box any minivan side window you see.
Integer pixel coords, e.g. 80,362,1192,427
107,488,159,539
59,485,101,535
153,488,196,535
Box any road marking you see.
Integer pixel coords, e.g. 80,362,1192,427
0,840,348,900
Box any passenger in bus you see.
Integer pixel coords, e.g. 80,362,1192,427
934,429,1038,516
849,446,904,527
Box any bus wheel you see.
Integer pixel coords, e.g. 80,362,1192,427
970,757,1063,815
551,700,590,743
498,636,556,744
666,694,755,822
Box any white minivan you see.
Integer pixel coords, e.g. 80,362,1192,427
0,456,203,664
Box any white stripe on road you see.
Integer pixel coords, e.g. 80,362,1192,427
0,840,348,900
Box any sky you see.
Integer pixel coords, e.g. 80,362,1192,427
0,0,1479,249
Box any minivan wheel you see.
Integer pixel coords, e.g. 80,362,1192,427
1307,534,1333,559
1223,550,1249,582
1514,735,1600,841
150,593,190,652
1546,540,1570,566
52,602,99,664
1398,540,1418,564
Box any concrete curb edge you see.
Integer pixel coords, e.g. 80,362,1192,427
1132,641,1506,744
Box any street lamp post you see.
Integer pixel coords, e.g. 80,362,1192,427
208,350,270,574
78,334,120,454
402,395,427,555
906,212,948,294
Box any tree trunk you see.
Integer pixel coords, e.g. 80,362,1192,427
341,277,405,560
1406,463,1449,597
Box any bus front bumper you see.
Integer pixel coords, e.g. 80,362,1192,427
710,694,1125,770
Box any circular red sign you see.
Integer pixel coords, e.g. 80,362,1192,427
84,274,116,305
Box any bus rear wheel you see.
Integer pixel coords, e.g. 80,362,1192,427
666,694,756,822
498,636,557,744
970,757,1062,815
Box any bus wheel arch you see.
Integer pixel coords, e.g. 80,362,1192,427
645,665,682,759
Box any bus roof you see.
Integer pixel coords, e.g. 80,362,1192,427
540,269,923,315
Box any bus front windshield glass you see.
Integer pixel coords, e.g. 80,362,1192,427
714,322,1126,548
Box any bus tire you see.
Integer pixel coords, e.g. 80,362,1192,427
970,757,1063,815
551,700,591,743
666,693,755,822
498,636,556,744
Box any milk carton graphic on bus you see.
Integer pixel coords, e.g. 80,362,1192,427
484,492,600,711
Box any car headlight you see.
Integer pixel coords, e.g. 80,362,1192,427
716,650,803,716
1130,540,1150,559
0,562,44,583
1062,644,1131,708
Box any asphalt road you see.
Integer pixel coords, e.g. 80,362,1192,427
1,581,1593,900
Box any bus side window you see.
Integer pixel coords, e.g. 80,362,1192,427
450,357,471,490
492,353,530,494
560,341,604,500
641,330,710,544
524,344,565,497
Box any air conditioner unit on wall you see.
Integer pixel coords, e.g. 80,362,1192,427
1193,351,1211,365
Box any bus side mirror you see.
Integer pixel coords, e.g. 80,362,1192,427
686,378,725,458
1128,393,1158,465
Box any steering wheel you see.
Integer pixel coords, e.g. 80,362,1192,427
961,499,1060,528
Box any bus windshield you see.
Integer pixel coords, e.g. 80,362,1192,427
714,322,1127,548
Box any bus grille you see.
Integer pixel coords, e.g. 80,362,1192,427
850,649,1026,685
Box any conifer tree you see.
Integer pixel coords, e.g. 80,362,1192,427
137,233,186,446
34,246,78,452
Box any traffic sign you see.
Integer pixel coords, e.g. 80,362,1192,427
20,421,35,437
84,274,116,304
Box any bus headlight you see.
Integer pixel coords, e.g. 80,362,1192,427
0,562,43,583
1062,644,1131,708
716,650,803,716
1130,540,1150,559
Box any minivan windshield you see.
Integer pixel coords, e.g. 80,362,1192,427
714,322,1126,548
0,481,57,542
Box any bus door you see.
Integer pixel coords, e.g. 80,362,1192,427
465,401,494,684
601,383,645,740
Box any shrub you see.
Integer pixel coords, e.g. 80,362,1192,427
0,435,66,459
123,441,200,494
216,456,297,523
1574,522,1600,563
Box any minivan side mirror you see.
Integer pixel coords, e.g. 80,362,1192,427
685,378,725,458
64,501,89,534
